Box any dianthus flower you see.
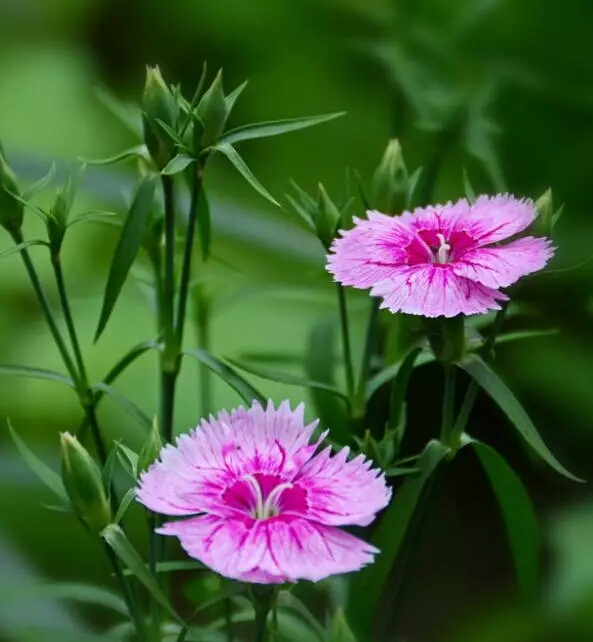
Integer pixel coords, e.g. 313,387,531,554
137,401,391,584
327,195,554,318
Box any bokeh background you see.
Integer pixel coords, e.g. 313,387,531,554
1,0,593,640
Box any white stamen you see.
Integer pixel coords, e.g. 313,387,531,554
244,474,264,519
262,482,293,518
436,233,451,264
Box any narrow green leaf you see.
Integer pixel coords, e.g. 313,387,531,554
462,167,477,204
224,80,249,113
211,143,281,208
384,466,420,477
101,523,181,621
122,560,205,577
285,193,315,232
83,145,149,166
347,440,450,639
235,351,303,366
94,175,157,342
0,365,75,389
493,329,559,346
116,443,139,480
277,592,326,641
0,240,50,260
459,353,582,482
7,420,69,503
91,382,152,430
114,488,136,524
2,582,128,616
94,86,143,137
102,340,160,389
196,189,211,261
406,167,423,208
468,437,540,597
352,169,371,211
289,178,317,211
67,211,118,228
162,154,195,176
227,358,349,404
184,349,266,405
102,444,120,493
23,163,56,199
329,607,357,642
219,112,345,146
305,316,347,443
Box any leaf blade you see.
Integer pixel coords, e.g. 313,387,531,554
459,353,582,482
91,382,152,430
469,437,540,597
184,349,266,405
7,420,69,503
219,112,345,146
227,358,349,403
347,440,449,639
101,524,181,622
0,365,75,389
211,143,280,208
94,176,157,342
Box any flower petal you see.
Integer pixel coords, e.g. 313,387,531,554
327,211,416,288
293,447,391,526
159,515,378,583
451,236,555,289
369,264,508,318
452,195,538,246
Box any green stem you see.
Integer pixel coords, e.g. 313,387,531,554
354,301,380,415
10,230,78,383
104,543,147,642
161,175,176,346
175,164,204,345
439,365,456,445
253,602,270,642
52,254,87,386
195,288,212,416
336,284,355,402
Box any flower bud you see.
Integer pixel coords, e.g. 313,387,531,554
195,70,228,149
142,66,178,169
370,139,408,214
137,417,163,475
315,183,342,247
0,143,24,235
60,432,111,534
533,188,562,237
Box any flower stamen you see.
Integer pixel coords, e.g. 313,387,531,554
435,233,451,264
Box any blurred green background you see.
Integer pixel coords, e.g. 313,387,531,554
1,0,593,640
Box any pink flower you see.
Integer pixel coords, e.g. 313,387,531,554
136,400,391,584
327,195,554,318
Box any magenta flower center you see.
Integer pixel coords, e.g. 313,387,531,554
222,473,308,520
405,228,475,266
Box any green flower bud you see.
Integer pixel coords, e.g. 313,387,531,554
60,432,111,534
142,66,179,170
533,188,562,237
137,417,163,475
0,144,24,235
371,139,408,214
195,70,228,149
315,183,342,247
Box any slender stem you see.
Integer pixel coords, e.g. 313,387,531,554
354,300,380,415
336,284,355,401
104,543,147,642
160,369,178,444
51,254,111,470
10,231,78,383
439,365,456,445
52,255,87,385
195,288,212,416
253,602,270,642
161,175,176,346
175,164,204,345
